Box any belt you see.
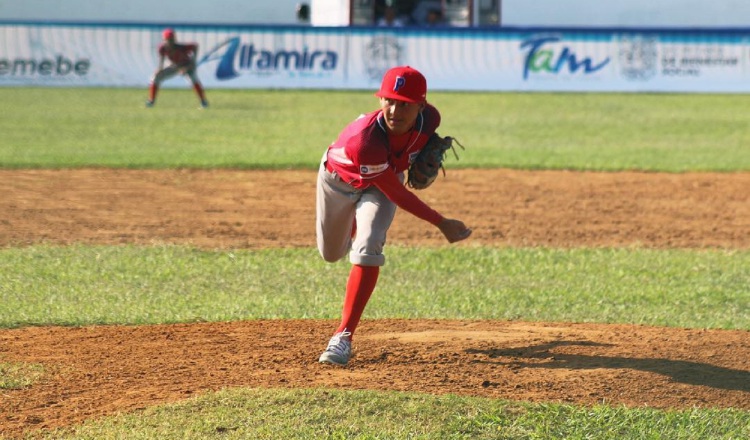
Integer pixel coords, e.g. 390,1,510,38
324,160,347,184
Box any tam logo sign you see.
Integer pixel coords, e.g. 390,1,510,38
520,36,610,80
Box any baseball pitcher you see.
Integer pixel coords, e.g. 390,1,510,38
316,65,472,366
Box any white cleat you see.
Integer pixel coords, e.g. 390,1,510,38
318,331,352,366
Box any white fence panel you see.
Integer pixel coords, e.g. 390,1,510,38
1,23,749,93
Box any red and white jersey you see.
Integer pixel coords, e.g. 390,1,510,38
324,103,444,226
158,43,198,66
325,103,441,189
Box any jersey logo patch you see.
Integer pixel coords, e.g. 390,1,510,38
360,163,388,175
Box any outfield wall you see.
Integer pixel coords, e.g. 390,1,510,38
2,22,750,93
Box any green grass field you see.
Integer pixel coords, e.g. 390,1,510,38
0,88,748,439
1,88,750,171
1,246,748,330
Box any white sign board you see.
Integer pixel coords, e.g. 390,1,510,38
1,24,749,93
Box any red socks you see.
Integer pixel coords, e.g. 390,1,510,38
193,83,207,102
336,264,379,338
148,83,157,101
149,83,206,104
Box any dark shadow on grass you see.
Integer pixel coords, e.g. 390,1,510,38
465,340,750,393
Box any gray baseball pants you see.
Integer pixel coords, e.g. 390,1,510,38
316,159,402,266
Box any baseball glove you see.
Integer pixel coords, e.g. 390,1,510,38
407,133,464,190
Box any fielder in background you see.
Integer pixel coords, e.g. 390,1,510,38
316,65,472,366
146,28,208,108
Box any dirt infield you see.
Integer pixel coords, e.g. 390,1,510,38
1,169,749,438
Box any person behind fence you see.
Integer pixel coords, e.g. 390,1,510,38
425,8,446,26
296,2,310,24
146,28,208,109
377,6,407,27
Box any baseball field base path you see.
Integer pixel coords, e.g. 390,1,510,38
0,168,749,438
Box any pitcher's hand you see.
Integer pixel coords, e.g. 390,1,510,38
438,218,472,243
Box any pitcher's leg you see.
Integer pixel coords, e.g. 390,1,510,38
331,187,395,341
349,187,397,266
334,264,379,337
316,163,357,263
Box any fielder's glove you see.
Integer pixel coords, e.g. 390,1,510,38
407,133,464,190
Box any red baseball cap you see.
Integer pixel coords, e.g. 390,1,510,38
162,28,175,40
375,66,427,103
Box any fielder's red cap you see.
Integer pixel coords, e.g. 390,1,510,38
162,28,175,40
375,66,427,103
